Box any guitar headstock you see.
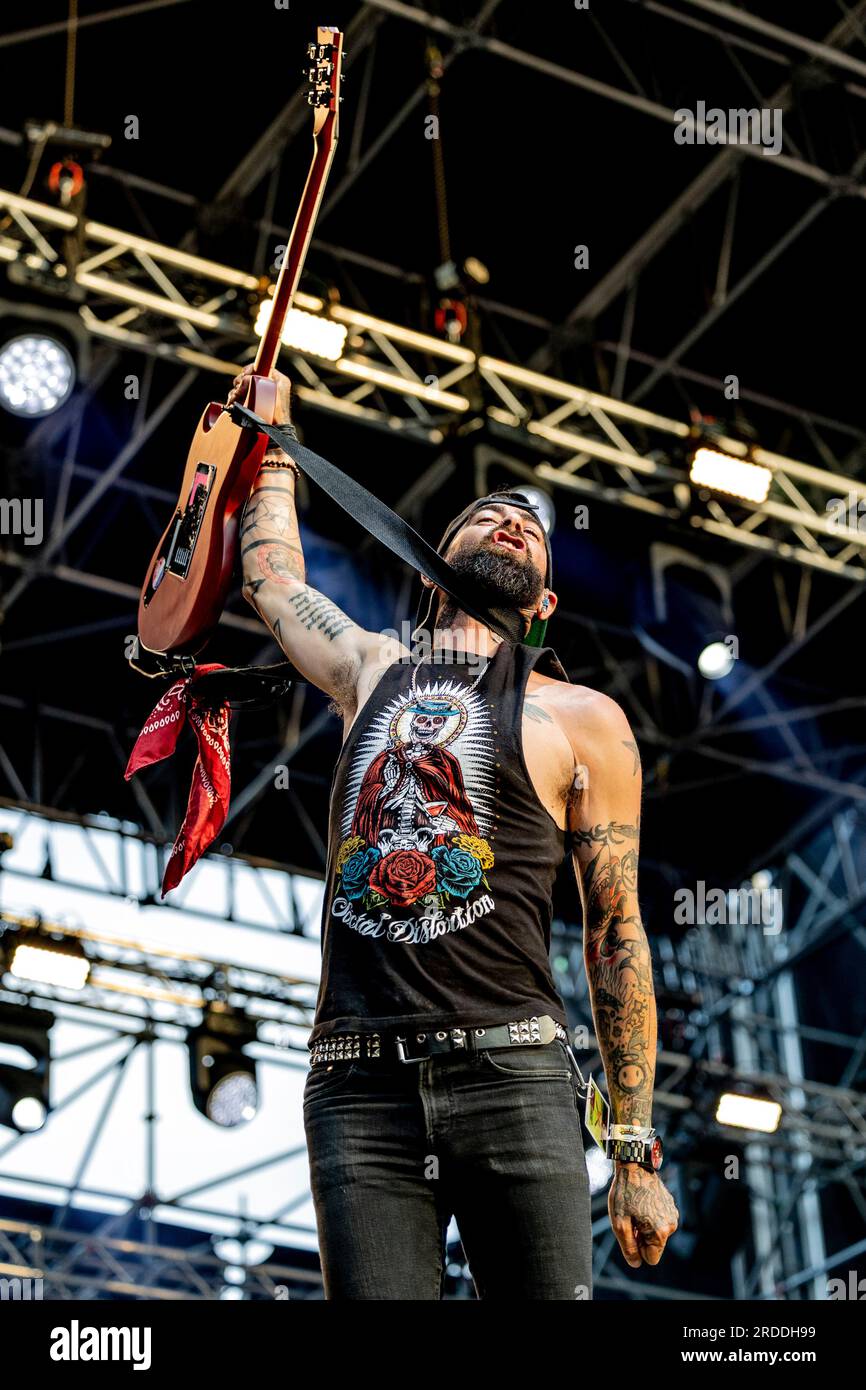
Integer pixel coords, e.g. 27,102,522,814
307,25,344,140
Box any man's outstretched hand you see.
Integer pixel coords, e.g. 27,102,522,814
226,364,293,426
609,1164,679,1268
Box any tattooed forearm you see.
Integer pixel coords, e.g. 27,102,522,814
241,537,305,586
573,817,656,1127
240,473,305,592
589,917,656,1126
287,589,355,642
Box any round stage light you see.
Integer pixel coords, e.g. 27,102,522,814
0,334,75,417
512,486,555,535
188,1005,259,1127
697,640,735,680
11,1095,46,1132
207,1070,258,1127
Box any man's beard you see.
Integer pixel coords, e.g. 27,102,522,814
436,539,544,630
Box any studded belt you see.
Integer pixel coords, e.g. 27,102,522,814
309,1013,570,1066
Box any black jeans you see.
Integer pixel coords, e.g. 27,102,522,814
303,1037,593,1300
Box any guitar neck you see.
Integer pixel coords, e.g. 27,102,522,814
254,27,343,380
253,137,337,378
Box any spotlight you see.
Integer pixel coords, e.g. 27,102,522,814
697,640,735,680
9,931,90,990
751,869,774,893
511,485,556,535
188,1004,259,1128
209,1071,258,1127
690,447,772,505
253,300,346,361
0,1004,53,1134
0,334,76,417
715,1092,781,1133
11,1095,46,1132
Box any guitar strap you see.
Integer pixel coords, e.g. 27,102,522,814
182,403,562,707
127,404,567,894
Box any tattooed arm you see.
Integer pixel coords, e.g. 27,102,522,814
229,366,400,716
564,693,678,1268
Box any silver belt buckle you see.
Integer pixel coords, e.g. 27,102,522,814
395,1027,468,1063
395,1035,426,1064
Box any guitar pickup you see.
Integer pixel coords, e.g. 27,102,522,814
165,462,215,580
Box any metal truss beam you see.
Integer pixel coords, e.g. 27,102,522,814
365,0,866,194
3,189,863,581
0,0,194,52
681,0,866,79
532,0,866,351
0,1216,322,1300
0,909,317,1046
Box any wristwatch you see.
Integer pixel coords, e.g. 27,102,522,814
604,1124,664,1172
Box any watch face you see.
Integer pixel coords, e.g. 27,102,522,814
650,1136,664,1171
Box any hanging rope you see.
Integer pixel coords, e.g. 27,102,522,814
425,43,451,268
64,0,78,127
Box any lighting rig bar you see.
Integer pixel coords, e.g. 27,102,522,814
0,910,316,1049
2,189,865,579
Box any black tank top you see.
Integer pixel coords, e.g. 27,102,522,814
308,639,570,1045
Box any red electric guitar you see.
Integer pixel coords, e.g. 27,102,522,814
136,26,344,670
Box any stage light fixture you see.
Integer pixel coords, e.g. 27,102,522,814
0,334,75,417
254,300,347,361
690,447,772,505
715,1092,782,1134
9,932,90,990
11,1095,46,1132
697,640,735,680
188,1005,259,1128
0,1004,53,1134
511,485,556,535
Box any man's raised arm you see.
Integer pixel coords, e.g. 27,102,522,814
230,366,396,717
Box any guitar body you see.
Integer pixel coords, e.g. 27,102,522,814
137,375,277,658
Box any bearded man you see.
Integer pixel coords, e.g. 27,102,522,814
231,364,678,1301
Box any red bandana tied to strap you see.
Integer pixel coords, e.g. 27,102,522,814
125,664,231,897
